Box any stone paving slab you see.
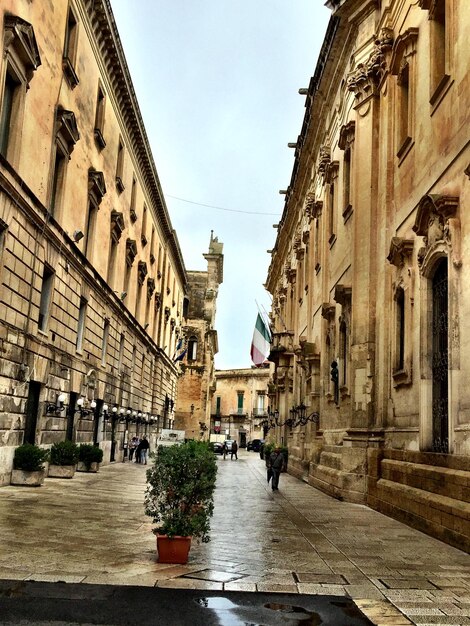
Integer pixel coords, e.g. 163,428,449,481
1,452,469,625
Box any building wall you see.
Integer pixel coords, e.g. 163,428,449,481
212,366,272,445
0,0,188,483
174,233,223,439
266,0,470,549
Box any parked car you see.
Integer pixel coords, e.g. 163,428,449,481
212,442,224,455
224,440,235,452
247,439,263,452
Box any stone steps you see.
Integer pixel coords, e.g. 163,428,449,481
374,477,470,552
381,458,470,503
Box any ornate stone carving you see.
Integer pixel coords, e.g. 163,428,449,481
390,29,419,77
312,200,323,219
88,169,106,207
125,239,137,267
56,108,80,158
4,16,41,85
387,238,414,267
413,194,460,270
333,285,352,306
338,121,356,151
321,303,335,320
154,292,162,310
347,28,394,104
137,261,148,286
110,211,124,243
325,160,339,184
146,277,155,300
318,145,331,177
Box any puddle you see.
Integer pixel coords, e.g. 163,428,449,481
265,602,322,624
195,597,322,625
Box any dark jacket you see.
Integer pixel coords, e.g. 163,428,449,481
269,451,284,471
138,438,150,451
232,442,238,452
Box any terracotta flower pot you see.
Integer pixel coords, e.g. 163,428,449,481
11,469,45,487
48,464,76,478
156,535,192,564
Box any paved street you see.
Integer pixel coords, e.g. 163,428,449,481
1,451,469,625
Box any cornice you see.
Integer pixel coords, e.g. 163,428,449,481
82,0,187,290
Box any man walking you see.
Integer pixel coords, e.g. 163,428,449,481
231,440,238,460
269,446,285,491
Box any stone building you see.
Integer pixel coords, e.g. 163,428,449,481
0,0,190,483
266,0,470,550
211,365,271,447
174,233,223,440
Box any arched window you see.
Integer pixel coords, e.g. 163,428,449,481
187,335,198,361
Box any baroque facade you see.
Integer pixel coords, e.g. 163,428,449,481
211,365,271,447
266,0,470,550
0,0,190,483
174,232,223,440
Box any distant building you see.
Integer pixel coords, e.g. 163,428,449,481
0,0,192,482
211,365,272,447
266,0,470,550
174,233,223,440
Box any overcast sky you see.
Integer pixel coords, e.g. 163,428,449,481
110,1,331,370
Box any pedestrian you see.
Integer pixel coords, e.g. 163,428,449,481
128,436,138,462
222,441,228,460
268,446,285,491
231,440,238,460
134,437,142,463
137,436,150,465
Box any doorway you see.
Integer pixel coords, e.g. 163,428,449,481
431,258,448,453
24,381,41,444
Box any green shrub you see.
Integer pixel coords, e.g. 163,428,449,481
263,442,275,465
50,440,79,466
13,444,49,472
145,440,217,542
78,444,103,469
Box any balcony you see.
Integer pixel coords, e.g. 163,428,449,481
228,408,247,417
252,408,268,417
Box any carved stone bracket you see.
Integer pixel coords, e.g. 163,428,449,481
321,303,336,320
146,277,155,300
413,194,460,270
326,160,339,184
338,121,356,151
302,229,310,245
137,261,148,286
56,108,80,158
333,284,352,306
387,237,414,267
287,268,297,284
347,28,394,104
312,200,323,219
318,145,331,178
88,169,106,207
125,239,137,267
305,193,316,220
4,16,41,85
154,292,162,310
110,211,124,243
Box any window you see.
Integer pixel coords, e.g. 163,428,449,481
187,336,198,361
0,71,19,157
117,333,125,372
76,297,87,351
328,182,335,244
339,121,355,221
116,138,125,192
339,321,348,385
141,204,148,245
50,148,66,216
390,29,419,160
50,108,79,216
84,170,106,261
101,319,110,367
63,7,79,88
150,227,155,263
157,244,162,278
94,83,106,148
130,177,137,222
396,288,405,371
237,392,244,414
0,17,41,162
216,396,221,416
38,265,54,332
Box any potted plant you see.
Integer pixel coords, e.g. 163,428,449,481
11,443,49,486
77,443,103,472
48,440,79,478
144,440,217,564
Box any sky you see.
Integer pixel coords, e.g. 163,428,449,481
110,1,331,370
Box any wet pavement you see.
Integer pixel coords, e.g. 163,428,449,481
1,451,469,625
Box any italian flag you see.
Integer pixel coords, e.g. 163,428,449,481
250,313,271,366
